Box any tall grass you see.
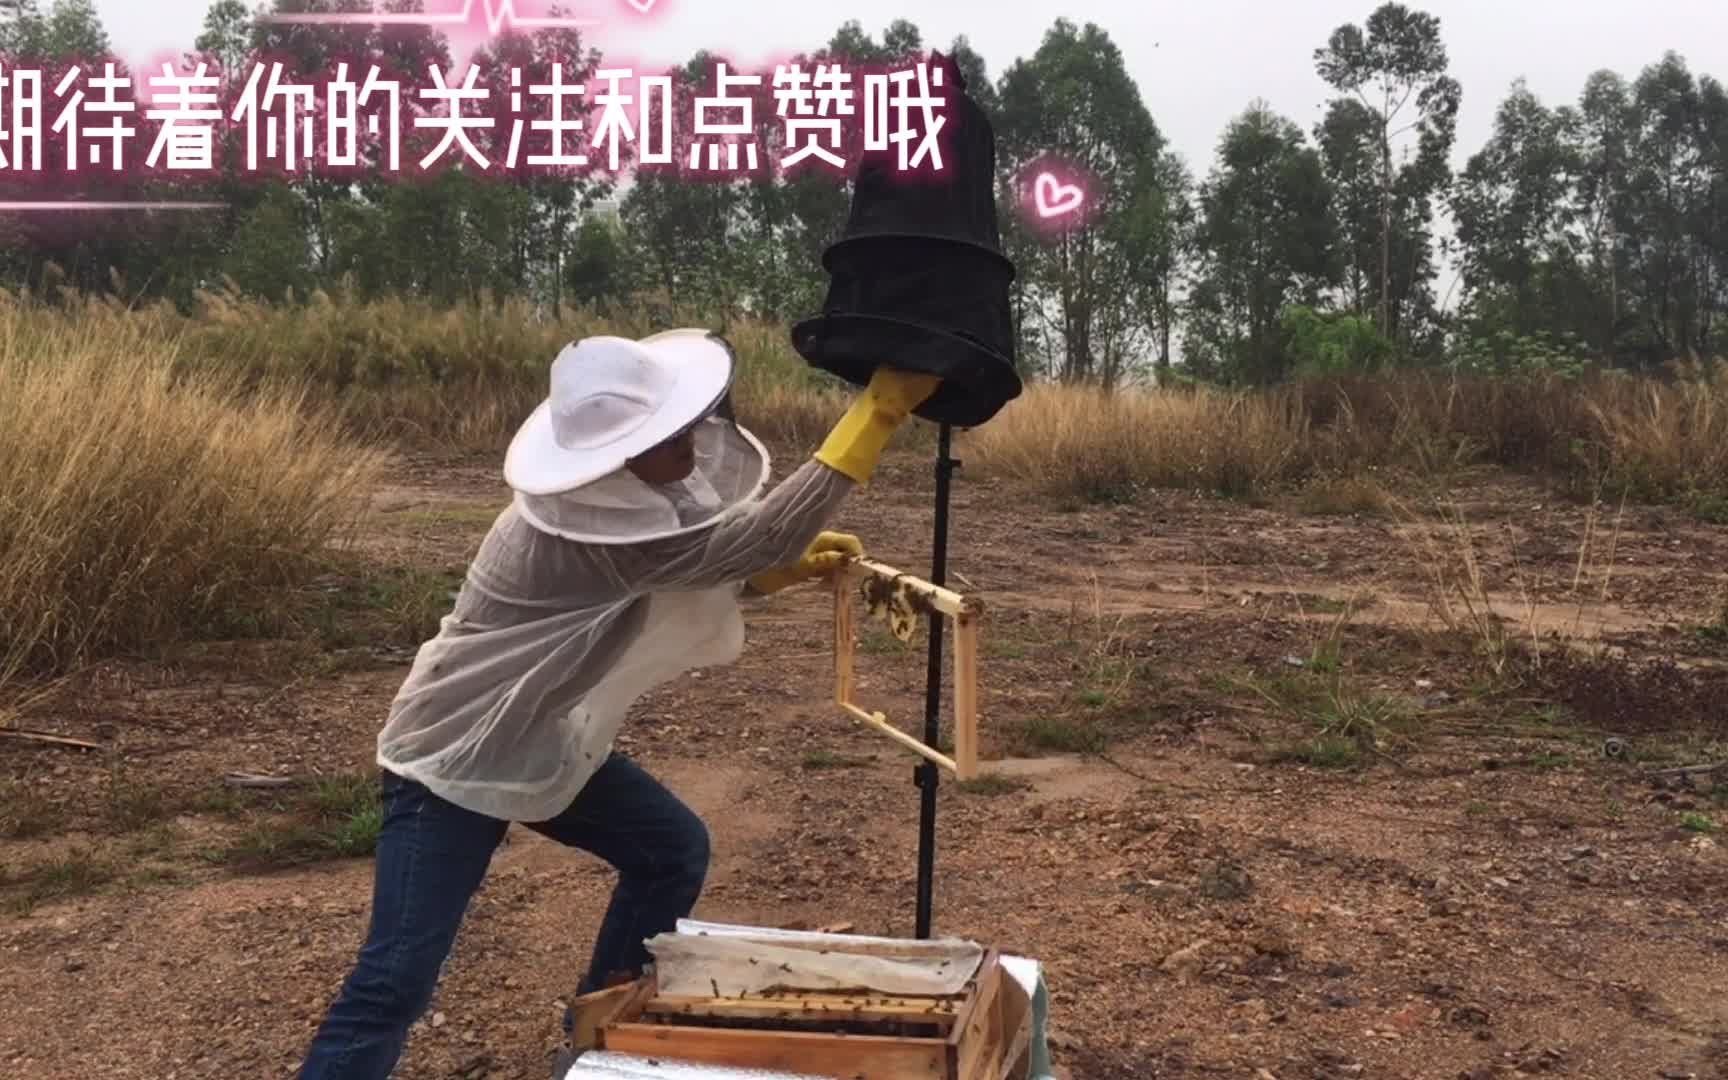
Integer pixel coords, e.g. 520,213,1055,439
4,287,1725,505
8,283,848,452
965,367,1728,504
961,383,1313,500
0,294,382,686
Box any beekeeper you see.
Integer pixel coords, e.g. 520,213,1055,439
296,329,939,1079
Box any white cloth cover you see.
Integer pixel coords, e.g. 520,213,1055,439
376,421,853,822
647,918,983,996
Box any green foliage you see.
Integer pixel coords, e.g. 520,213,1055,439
1281,304,1393,376
1680,812,1718,835
1184,103,1338,385
1312,3,1460,351
1450,328,1590,378
996,18,1173,387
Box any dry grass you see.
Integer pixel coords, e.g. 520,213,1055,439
1384,491,1629,685
6,288,1724,505
964,367,1728,506
0,294,383,688
961,382,1311,501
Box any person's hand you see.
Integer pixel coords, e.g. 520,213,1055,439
865,367,942,420
747,531,863,594
814,367,942,485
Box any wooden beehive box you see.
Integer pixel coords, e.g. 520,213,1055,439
566,948,1031,1079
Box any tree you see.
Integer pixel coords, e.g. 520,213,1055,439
1451,80,1576,335
620,51,752,320
996,18,1169,386
1184,102,1338,385
1122,150,1194,384
193,0,251,78
1314,2,1460,345
1620,53,1709,361
43,0,105,56
566,214,626,310
1316,99,1381,316
1565,70,1638,355
0,0,46,54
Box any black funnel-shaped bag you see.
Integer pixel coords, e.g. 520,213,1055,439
792,53,1021,429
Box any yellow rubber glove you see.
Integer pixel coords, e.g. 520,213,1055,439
814,366,942,485
747,531,864,595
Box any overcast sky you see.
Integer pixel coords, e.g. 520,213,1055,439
90,0,1727,178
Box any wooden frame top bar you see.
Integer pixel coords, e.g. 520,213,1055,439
844,557,982,620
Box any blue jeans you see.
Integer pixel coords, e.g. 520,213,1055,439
297,755,710,1079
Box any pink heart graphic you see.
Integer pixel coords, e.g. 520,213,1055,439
623,0,657,12
1034,173,1083,218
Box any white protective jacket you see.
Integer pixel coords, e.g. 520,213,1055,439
376,418,852,821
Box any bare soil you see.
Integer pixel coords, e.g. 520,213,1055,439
3,452,1727,1080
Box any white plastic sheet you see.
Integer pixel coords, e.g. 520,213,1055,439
560,1052,831,1080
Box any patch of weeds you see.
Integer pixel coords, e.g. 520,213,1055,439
124,824,178,859
985,639,1029,661
1695,603,1728,650
216,818,331,867
1691,493,1728,525
211,772,384,868
801,749,872,770
1605,800,1627,823
189,784,253,817
1680,812,1718,834
104,773,172,831
1244,669,1412,769
956,774,1030,797
0,779,63,839
1295,475,1389,517
1204,672,1242,697
1308,640,1343,674
1523,751,1575,770
1318,688,1409,749
1271,735,1361,769
1528,703,1568,728
311,773,379,819
1464,801,1493,818
1016,717,1107,755
1075,654,1154,712
1239,672,1332,716
6,850,119,913
127,867,186,888
325,803,384,857
294,562,466,651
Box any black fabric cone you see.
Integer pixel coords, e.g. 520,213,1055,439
792,51,1021,429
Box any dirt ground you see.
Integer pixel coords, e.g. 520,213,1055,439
3,449,1727,1080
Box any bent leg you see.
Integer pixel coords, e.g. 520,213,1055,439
524,754,710,998
298,772,508,1080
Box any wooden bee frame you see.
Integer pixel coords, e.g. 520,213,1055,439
833,557,983,781
565,948,1031,1079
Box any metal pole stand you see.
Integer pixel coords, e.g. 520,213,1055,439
914,423,958,940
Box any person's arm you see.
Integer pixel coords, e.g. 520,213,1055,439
584,458,854,597
564,366,941,601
